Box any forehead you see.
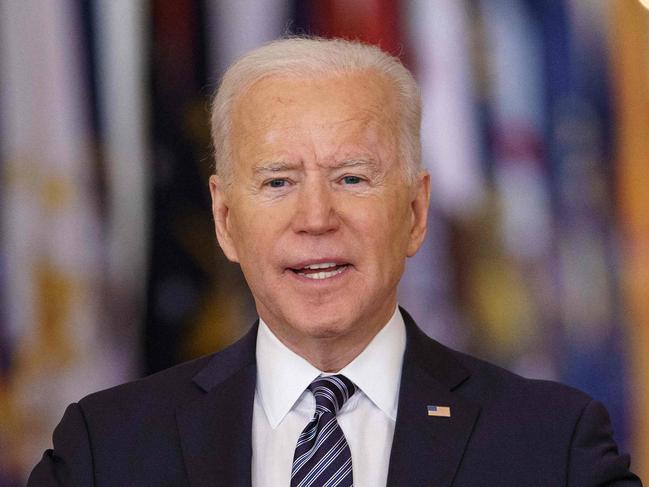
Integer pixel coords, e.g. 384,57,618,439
231,70,399,141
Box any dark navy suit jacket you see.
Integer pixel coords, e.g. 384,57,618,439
29,309,642,486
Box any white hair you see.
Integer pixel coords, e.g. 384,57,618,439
211,36,422,186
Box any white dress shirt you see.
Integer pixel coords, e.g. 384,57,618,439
251,307,406,487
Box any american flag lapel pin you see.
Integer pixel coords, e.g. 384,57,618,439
427,405,451,418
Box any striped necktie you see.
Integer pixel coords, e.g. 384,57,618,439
291,375,356,487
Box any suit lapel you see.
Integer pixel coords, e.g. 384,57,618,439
387,310,481,487
176,324,258,487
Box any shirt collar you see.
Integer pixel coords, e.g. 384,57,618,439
338,307,405,420
255,307,406,428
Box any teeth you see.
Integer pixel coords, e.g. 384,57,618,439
298,266,347,280
303,262,337,270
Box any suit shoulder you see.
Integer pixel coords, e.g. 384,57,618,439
449,347,592,411
438,346,640,484
402,312,592,413
79,324,257,413
79,353,213,414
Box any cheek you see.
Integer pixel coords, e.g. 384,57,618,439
228,211,266,261
229,207,288,275
379,202,414,258
234,233,277,298
349,201,410,257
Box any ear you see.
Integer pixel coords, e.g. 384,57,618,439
406,170,431,257
209,175,240,263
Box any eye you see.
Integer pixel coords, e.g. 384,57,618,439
341,175,362,185
267,178,288,188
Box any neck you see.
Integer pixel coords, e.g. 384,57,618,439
294,335,376,372
263,310,393,372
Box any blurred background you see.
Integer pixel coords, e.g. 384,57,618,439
1,0,647,483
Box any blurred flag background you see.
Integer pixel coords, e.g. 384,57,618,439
0,0,647,483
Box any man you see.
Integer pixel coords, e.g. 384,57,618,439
30,37,640,486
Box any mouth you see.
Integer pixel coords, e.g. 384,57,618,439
289,262,351,280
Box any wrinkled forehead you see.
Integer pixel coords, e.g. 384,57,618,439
231,70,400,136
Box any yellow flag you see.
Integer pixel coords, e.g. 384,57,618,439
608,2,649,480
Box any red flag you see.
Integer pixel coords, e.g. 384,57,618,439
303,0,401,54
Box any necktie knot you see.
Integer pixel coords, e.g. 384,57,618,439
308,374,356,415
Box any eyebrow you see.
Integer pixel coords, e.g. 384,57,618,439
253,161,299,174
252,158,380,175
332,159,379,171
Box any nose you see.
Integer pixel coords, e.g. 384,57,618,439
291,179,340,235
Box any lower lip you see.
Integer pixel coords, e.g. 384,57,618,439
288,264,351,283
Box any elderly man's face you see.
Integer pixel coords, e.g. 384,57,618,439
210,71,429,357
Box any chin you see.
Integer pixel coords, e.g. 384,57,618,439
289,308,358,340
300,323,352,340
